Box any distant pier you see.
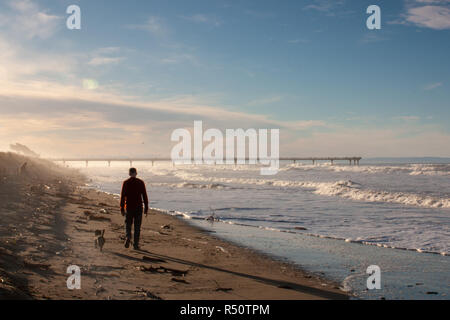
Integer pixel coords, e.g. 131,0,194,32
50,157,362,167
281,157,361,165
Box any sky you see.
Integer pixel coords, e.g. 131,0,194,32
0,0,449,158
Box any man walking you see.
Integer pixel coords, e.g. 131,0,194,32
120,168,148,250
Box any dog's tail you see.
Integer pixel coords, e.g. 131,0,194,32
102,229,105,236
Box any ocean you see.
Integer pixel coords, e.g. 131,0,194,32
69,159,450,299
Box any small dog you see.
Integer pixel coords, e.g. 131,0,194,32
94,229,106,251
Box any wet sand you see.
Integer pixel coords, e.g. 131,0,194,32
0,153,348,300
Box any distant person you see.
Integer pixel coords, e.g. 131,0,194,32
120,168,148,250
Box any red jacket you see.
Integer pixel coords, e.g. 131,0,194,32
120,177,148,212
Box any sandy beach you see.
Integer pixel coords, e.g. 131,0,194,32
0,153,348,300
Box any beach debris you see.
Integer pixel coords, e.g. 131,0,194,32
88,265,125,272
139,265,188,277
215,246,228,254
212,280,232,292
30,184,50,194
86,212,111,222
426,291,438,295
75,218,87,224
182,237,208,245
83,210,94,217
160,224,172,230
294,226,307,230
95,285,106,296
215,287,233,292
74,226,92,232
171,277,190,284
206,207,218,222
99,208,109,214
136,287,162,300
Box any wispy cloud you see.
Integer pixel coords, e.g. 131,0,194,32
303,0,350,17
424,82,443,90
181,14,222,26
406,5,450,29
304,0,342,13
0,0,61,39
0,34,75,80
287,38,309,44
126,16,168,36
160,53,200,65
393,115,421,121
88,57,125,66
415,0,450,4
246,96,283,106
87,47,126,66
393,1,450,29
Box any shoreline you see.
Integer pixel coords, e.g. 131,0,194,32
0,159,349,299
150,206,448,257
142,207,353,293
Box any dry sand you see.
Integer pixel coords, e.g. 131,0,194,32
0,152,348,300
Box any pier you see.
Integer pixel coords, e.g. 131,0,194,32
50,157,362,167
280,157,361,165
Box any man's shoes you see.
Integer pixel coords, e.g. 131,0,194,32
124,238,131,248
133,244,140,250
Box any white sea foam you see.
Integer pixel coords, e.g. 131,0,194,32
151,182,229,189
283,163,450,176
173,171,450,209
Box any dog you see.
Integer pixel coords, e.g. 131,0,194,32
94,229,106,251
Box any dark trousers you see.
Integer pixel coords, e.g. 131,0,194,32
125,208,143,246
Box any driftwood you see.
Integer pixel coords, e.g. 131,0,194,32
139,265,188,277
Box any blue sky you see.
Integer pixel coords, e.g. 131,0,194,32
0,0,449,157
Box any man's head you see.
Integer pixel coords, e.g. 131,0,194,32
129,167,137,177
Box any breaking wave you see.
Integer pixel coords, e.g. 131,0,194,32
283,163,450,176
151,182,229,189
173,172,450,209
